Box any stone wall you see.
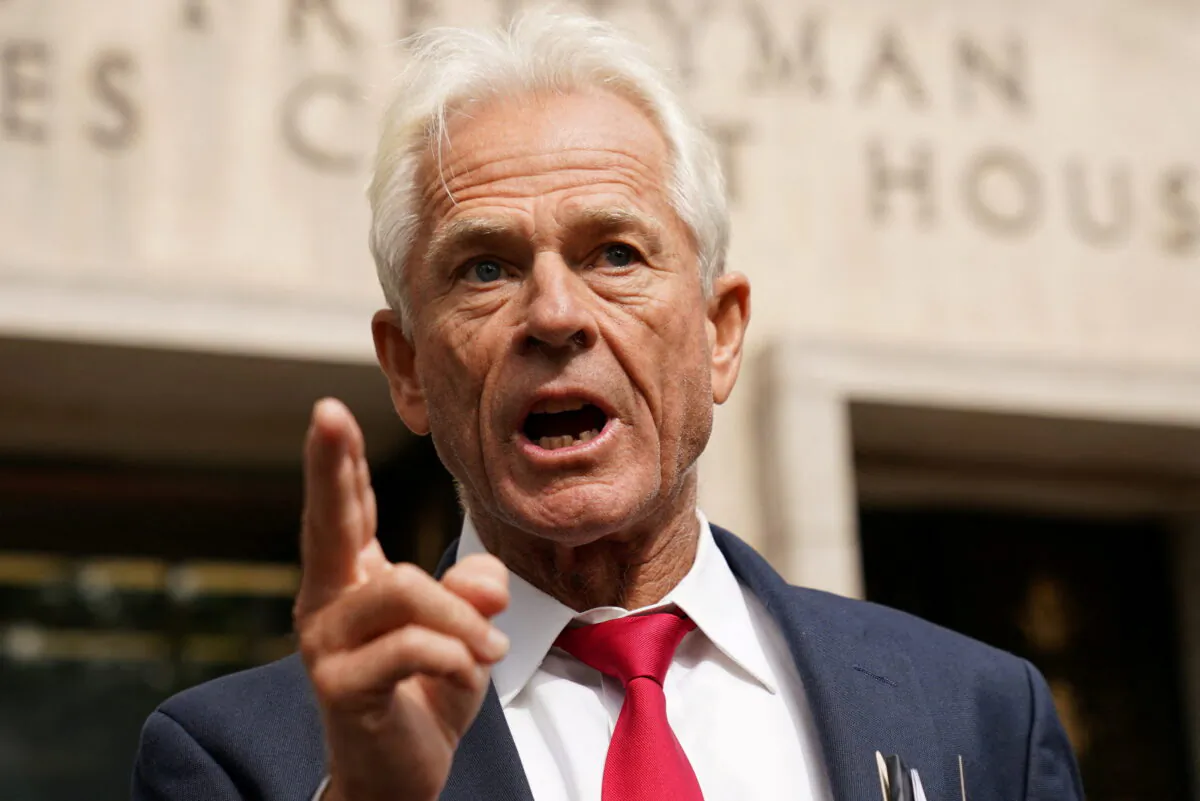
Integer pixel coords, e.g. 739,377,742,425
3,0,1199,548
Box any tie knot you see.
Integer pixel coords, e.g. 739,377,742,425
555,611,696,686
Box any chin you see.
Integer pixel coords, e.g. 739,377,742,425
498,480,655,545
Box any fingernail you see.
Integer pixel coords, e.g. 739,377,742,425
484,627,510,661
475,578,506,596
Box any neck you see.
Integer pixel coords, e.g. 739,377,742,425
473,480,701,612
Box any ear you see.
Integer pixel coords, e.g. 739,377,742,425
372,309,430,435
705,272,751,405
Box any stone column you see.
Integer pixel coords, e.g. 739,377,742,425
755,345,863,598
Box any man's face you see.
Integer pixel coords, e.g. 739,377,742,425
375,89,747,545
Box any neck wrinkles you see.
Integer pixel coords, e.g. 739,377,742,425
473,477,701,611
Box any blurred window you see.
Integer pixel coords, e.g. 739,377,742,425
0,450,457,801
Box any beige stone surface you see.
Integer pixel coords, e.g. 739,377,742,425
3,0,1200,553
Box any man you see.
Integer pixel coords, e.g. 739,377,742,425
132,10,1083,801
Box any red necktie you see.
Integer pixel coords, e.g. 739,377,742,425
555,612,705,801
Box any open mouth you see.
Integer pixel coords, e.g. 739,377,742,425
521,398,610,451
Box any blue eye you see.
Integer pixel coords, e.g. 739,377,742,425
471,260,504,283
602,244,636,267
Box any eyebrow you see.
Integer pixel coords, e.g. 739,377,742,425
423,217,527,272
564,207,665,258
422,206,667,272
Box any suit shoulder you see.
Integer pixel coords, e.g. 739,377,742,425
137,654,326,799
156,653,319,743
787,583,1034,695
714,525,1026,675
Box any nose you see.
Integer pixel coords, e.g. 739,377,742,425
519,254,597,355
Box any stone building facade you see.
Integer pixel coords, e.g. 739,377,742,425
2,1,1199,799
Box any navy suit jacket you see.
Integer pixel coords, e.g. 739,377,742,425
132,526,1084,801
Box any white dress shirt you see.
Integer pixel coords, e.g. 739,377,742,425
459,511,834,801
313,512,833,801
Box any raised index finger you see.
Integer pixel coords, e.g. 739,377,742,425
298,398,377,616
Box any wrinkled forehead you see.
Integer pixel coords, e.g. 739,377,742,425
413,87,676,218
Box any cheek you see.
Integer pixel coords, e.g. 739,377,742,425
415,315,511,443
649,317,715,438
419,359,490,497
670,339,715,432
414,331,485,438
419,316,496,384
607,290,711,426
662,351,714,476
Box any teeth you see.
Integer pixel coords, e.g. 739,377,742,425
534,397,587,414
534,430,602,451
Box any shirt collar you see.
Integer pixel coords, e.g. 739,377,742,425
457,510,778,706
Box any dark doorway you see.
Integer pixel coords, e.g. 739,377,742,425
861,507,1191,801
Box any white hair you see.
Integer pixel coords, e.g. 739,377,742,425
367,8,730,336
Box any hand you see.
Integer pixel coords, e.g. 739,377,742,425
294,398,510,801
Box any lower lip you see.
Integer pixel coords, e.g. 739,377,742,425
517,417,617,461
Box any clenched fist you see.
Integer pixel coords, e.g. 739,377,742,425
294,399,510,801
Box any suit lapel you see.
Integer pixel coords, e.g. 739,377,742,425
713,527,951,801
433,528,952,801
440,683,535,801
434,542,536,801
